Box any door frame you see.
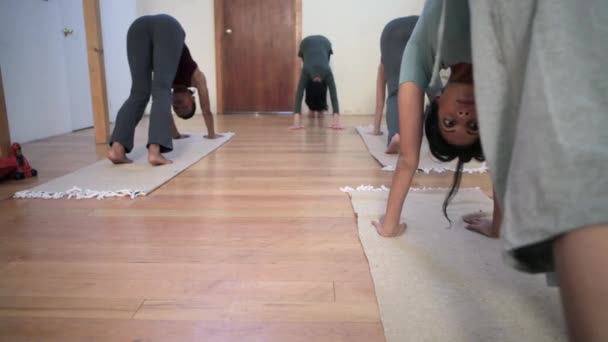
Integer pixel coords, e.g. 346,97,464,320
214,0,301,114
82,0,110,144
0,66,10,157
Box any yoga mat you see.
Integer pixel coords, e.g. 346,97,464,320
342,185,566,342
14,133,234,199
356,125,488,173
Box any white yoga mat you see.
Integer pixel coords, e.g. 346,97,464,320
356,125,488,173
342,185,566,342
14,133,234,200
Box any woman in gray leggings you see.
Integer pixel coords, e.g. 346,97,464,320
108,14,220,166
371,16,418,154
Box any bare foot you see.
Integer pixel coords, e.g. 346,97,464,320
385,134,400,154
147,144,173,166
108,142,132,164
288,125,305,130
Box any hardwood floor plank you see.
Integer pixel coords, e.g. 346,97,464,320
134,299,380,322
1,261,372,282
0,318,385,342
334,281,378,303
0,279,335,302
0,297,142,319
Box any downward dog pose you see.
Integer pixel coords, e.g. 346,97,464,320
108,14,220,166
372,0,501,238
371,16,419,154
290,35,342,130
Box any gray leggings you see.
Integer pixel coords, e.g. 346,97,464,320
386,93,399,145
110,14,185,153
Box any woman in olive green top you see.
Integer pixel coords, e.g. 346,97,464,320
289,35,342,130
373,0,499,239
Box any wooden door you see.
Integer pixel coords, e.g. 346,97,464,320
216,0,299,113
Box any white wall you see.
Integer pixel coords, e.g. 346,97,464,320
0,0,135,143
0,0,72,142
136,0,216,115
302,0,425,114
134,0,424,115
101,0,137,121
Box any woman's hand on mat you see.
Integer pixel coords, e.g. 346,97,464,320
372,217,406,237
204,133,223,139
173,133,190,139
463,213,499,238
368,129,383,136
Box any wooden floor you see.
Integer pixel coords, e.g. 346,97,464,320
0,115,491,341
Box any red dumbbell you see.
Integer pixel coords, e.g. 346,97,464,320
10,143,37,180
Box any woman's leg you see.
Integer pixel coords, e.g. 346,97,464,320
147,15,185,164
385,94,400,153
108,17,152,163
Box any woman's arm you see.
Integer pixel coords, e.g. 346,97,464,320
326,73,344,129
293,71,307,115
191,69,219,138
372,63,386,135
326,73,340,115
373,82,424,237
290,71,307,130
170,115,188,139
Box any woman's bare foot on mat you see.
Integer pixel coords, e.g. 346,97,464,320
147,144,173,166
108,142,132,164
385,134,400,154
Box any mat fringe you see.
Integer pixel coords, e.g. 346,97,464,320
382,164,489,173
340,185,480,193
13,187,145,200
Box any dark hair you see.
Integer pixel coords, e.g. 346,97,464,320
181,100,196,119
305,81,328,111
424,99,484,224
176,89,196,120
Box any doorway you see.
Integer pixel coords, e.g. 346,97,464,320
215,0,301,114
